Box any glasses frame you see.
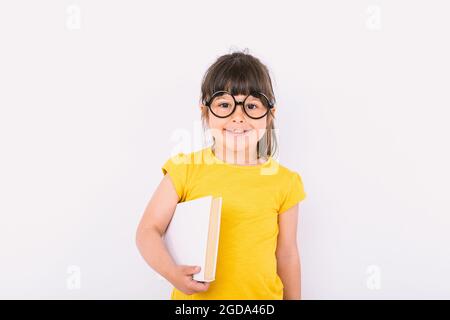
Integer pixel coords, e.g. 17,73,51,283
204,90,275,120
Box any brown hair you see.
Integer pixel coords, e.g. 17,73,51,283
200,49,278,160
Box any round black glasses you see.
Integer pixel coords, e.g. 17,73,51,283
204,91,274,120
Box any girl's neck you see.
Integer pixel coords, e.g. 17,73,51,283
212,144,265,166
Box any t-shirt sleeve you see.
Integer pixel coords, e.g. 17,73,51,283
161,153,189,201
278,171,307,215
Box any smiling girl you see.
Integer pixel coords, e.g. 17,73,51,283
136,50,307,300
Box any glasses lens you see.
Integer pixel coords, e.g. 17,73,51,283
244,94,269,118
210,93,235,117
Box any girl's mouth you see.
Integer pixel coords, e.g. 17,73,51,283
223,129,253,136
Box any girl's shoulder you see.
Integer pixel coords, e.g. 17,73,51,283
162,148,208,167
270,159,304,182
270,160,307,207
246,153,303,178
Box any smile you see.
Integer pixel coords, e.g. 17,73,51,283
223,129,253,136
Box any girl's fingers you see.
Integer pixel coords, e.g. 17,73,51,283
189,280,210,292
181,265,201,275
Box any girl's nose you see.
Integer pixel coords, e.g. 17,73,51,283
231,104,245,122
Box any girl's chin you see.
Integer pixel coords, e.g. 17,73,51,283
220,140,258,152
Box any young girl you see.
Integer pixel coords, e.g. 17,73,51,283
136,51,307,300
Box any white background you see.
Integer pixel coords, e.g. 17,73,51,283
0,0,449,299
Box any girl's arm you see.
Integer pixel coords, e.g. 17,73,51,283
135,174,210,295
276,204,301,300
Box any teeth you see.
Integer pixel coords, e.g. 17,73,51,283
225,129,247,134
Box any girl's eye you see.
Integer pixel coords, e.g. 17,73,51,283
246,104,258,110
219,103,230,108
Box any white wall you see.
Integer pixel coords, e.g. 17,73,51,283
0,0,449,299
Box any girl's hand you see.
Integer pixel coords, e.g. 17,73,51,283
169,265,210,295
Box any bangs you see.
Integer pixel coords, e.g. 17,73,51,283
201,54,275,104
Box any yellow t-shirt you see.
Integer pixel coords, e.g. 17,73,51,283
161,146,307,300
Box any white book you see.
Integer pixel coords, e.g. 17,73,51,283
163,195,222,282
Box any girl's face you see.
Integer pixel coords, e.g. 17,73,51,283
201,94,276,156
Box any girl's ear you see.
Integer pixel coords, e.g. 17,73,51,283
270,106,277,120
271,106,276,116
